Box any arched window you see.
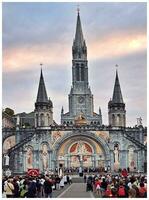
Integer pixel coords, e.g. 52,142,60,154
117,114,120,125
81,64,85,81
47,114,50,126
112,114,115,125
36,114,38,127
40,113,44,126
76,64,80,81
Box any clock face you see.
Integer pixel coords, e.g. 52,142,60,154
78,96,84,103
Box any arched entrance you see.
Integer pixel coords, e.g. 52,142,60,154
53,131,110,169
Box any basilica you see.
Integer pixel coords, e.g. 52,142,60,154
2,11,147,175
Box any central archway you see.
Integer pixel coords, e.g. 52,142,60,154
53,131,110,168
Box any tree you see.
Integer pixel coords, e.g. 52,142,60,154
4,108,14,116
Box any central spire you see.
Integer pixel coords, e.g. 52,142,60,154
72,11,87,60
74,12,84,47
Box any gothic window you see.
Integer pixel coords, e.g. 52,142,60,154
112,114,115,125
40,113,44,126
76,64,80,81
81,65,85,81
36,114,38,127
47,114,50,125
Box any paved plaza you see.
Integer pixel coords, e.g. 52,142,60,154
56,183,94,198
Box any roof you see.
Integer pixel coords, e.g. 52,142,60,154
112,70,124,103
36,69,48,103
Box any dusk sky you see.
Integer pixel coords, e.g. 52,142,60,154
2,2,147,126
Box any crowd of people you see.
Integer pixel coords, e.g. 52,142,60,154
2,174,72,198
85,172,147,198
2,168,147,198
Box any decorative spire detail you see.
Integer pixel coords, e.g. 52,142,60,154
112,69,124,103
36,68,48,103
74,11,84,47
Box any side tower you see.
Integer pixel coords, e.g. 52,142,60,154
35,69,53,127
61,11,102,125
108,70,126,127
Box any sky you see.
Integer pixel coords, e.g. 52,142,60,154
2,2,147,126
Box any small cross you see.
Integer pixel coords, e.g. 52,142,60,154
77,4,80,14
115,64,118,69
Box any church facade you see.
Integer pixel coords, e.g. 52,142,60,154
2,12,147,175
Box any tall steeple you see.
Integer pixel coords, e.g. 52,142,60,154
61,11,102,126
36,69,48,103
112,70,124,104
72,11,87,60
74,11,84,48
108,68,126,127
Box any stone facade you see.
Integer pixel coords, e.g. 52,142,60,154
2,12,146,175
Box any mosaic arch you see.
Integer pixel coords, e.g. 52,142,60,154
54,132,110,168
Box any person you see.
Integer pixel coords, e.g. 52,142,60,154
95,178,101,196
86,176,93,191
40,177,45,197
67,175,70,184
118,182,126,197
111,187,118,198
69,175,72,184
64,175,67,184
105,184,112,197
36,178,42,197
44,176,53,198
100,178,107,197
13,178,20,197
60,176,64,188
139,182,147,197
4,178,14,198
56,175,61,190
84,174,87,183
27,178,37,197
128,188,136,198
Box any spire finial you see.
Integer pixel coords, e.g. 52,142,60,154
115,64,118,70
40,63,43,70
77,4,80,14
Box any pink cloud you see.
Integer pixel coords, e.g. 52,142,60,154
3,31,146,73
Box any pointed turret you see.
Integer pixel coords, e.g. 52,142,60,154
35,68,53,127
112,70,123,103
108,69,126,127
36,69,48,103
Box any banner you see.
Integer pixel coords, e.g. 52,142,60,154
27,169,39,176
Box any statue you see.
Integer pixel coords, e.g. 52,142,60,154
113,144,120,171
4,154,10,166
128,147,135,171
42,144,48,170
26,147,33,169
114,145,119,163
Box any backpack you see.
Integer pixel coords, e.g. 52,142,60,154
118,186,126,197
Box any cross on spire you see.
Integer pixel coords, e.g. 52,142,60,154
77,4,80,14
